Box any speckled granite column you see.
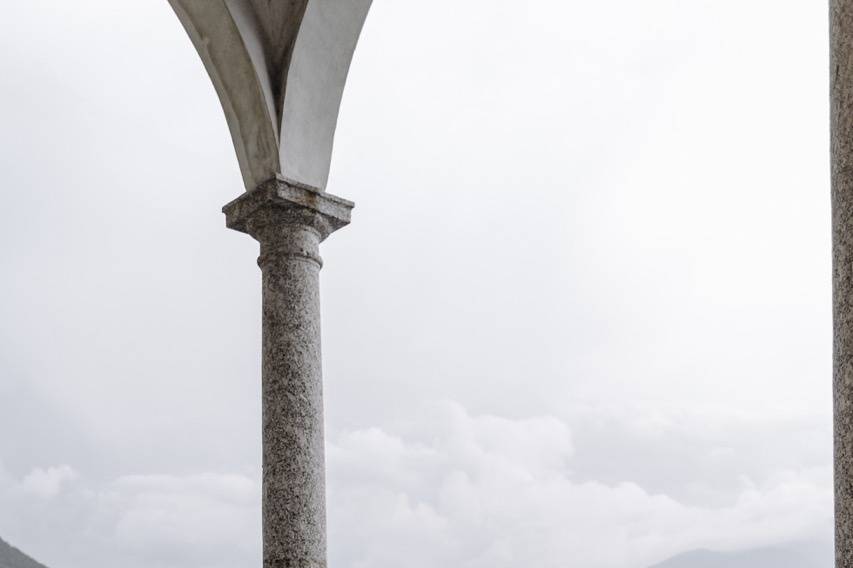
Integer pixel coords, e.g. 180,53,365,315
223,177,353,568
835,1,853,565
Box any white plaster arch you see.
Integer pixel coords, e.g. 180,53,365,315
169,0,372,191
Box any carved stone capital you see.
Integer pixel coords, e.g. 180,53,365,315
223,176,354,270
223,176,354,241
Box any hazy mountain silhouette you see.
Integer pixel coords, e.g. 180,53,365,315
0,537,48,568
649,541,832,568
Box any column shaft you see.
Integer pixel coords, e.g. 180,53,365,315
260,225,326,567
834,1,853,565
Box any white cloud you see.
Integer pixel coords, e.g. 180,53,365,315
327,402,832,568
0,468,261,568
19,465,77,499
111,473,259,553
0,402,834,568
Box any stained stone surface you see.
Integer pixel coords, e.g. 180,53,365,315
224,178,353,568
834,1,853,565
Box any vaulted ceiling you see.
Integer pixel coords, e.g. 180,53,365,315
169,0,372,191
247,0,309,121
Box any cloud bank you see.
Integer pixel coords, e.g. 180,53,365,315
0,402,832,568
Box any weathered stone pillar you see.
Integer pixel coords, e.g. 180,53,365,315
834,1,853,565
223,177,353,568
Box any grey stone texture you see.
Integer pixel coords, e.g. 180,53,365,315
835,1,853,565
224,177,353,568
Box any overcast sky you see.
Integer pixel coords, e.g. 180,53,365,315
0,1,833,567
